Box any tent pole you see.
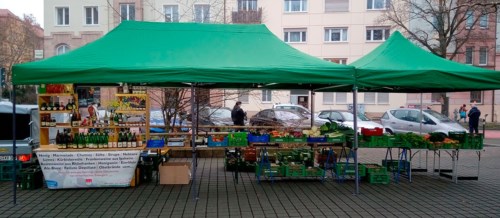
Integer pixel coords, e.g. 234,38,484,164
12,85,17,205
352,86,359,195
190,84,198,200
419,93,423,134
310,90,315,127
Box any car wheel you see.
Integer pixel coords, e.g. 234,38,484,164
386,129,394,135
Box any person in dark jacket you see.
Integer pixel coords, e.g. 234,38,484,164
231,101,246,126
468,104,481,134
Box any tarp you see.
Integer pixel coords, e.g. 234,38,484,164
12,21,355,90
350,31,500,93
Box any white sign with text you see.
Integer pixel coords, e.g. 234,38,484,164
37,150,140,189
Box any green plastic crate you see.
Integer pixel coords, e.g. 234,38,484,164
335,163,366,177
304,167,325,177
256,164,285,177
327,135,346,143
228,132,248,139
285,164,305,177
382,160,410,173
364,163,387,174
270,136,289,143
289,137,307,143
0,161,22,181
19,168,44,190
368,172,390,184
228,138,248,146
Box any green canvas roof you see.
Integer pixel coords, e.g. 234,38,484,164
13,21,355,90
350,31,500,93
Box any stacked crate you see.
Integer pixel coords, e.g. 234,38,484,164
364,163,390,185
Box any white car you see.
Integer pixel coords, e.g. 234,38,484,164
314,110,384,133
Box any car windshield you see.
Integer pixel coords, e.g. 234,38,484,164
424,109,452,122
210,109,231,119
275,111,302,120
339,112,371,121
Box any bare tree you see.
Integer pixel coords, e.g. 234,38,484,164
378,0,500,115
0,14,42,103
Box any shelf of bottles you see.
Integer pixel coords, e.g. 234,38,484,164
38,84,150,149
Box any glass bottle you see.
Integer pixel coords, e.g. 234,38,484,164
132,133,137,148
66,99,73,110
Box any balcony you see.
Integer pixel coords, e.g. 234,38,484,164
232,8,262,24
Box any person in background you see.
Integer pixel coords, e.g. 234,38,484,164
468,104,481,134
459,104,467,123
231,101,246,128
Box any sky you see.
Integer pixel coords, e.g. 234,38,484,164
0,0,44,27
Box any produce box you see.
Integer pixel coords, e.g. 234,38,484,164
159,162,191,185
255,163,285,177
19,167,44,190
307,136,327,143
248,134,270,143
367,172,390,184
463,134,484,150
327,135,346,143
361,127,383,136
364,163,387,174
335,163,366,177
382,160,410,173
289,137,307,143
304,167,325,177
285,164,306,177
208,135,228,147
270,136,289,143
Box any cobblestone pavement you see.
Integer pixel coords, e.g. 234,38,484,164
1,147,499,218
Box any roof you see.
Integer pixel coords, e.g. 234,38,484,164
350,31,500,92
13,21,355,90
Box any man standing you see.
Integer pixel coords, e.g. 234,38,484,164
231,101,246,126
468,104,481,134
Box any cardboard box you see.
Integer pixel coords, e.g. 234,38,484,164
159,162,191,185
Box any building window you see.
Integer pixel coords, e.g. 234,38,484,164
336,92,347,104
238,0,257,11
325,0,349,12
120,4,135,21
56,7,69,25
84,6,98,25
470,91,482,104
195,4,210,23
284,28,307,43
238,90,250,103
56,44,70,55
377,93,389,104
285,0,307,12
164,5,179,22
465,47,473,64
324,58,347,65
325,28,348,42
262,90,272,102
367,0,389,10
480,13,488,28
479,47,488,66
465,10,473,29
366,27,390,41
323,92,334,104
364,93,375,104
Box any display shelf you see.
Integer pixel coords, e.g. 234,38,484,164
39,110,77,113
38,93,76,97
36,144,145,151
115,93,148,97
115,110,147,114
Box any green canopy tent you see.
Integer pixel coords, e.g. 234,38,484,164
350,31,500,93
10,21,357,203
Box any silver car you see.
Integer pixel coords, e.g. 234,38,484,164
314,110,384,133
381,108,467,136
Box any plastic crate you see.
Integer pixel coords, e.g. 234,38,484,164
207,135,228,147
382,160,410,173
307,136,327,143
361,127,383,136
327,135,346,143
335,163,366,177
248,134,270,143
19,168,44,190
256,164,285,177
287,137,306,143
0,161,22,181
146,138,165,148
448,131,467,143
270,136,289,143
304,167,325,177
228,132,248,139
367,172,390,184
285,164,306,177
228,137,248,147
464,134,484,150
364,163,387,174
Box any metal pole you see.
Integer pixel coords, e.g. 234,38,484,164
12,85,17,204
190,84,198,200
310,90,315,127
353,86,359,195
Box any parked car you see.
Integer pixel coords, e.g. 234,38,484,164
150,110,190,133
273,103,311,119
380,108,468,136
314,110,384,133
250,109,309,127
